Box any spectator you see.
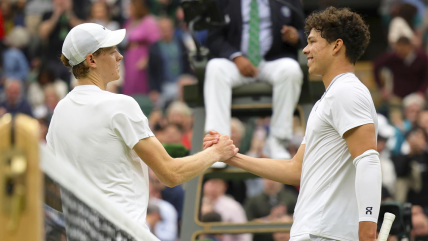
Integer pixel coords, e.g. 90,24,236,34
146,202,162,233
273,232,291,241
374,36,428,102
39,0,84,88
412,211,428,241
204,0,305,159
417,109,428,135
123,0,160,95
377,114,397,195
202,178,251,241
198,211,224,241
148,16,192,107
88,1,119,30
27,65,67,110
162,123,184,145
388,3,421,46
392,128,427,205
2,26,30,83
176,74,197,102
1,0,25,35
149,169,178,241
0,78,33,117
166,101,193,149
244,178,296,241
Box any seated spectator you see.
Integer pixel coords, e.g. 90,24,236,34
123,0,160,96
198,211,224,241
2,26,30,83
417,109,428,136
388,3,421,46
148,17,192,107
162,123,184,145
392,128,427,206
204,0,305,159
149,169,178,241
1,0,25,35
0,78,33,117
273,232,291,241
176,74,197,102
389,94,425,155
377,114,397,195
374,36,428,103
39,0,84,88
27,65,67,110
166,101,193,149
146,202,162,233
412,210,428,241
88,1,119,30
244,178,296,241
202,178,251,241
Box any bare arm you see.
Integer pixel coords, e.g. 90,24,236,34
203,131,304,186
344,123,378,241
133,135,238,187
225,144,305,186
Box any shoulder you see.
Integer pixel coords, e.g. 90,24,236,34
328,74,370,99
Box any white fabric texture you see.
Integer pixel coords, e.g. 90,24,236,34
291,73,378,241
204,58,303,140
46,85,154,228
353,150,382,223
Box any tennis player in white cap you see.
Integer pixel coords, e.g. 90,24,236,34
46,23,239,229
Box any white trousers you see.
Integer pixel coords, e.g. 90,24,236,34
204,58,303,139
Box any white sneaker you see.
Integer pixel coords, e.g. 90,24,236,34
211,161,227,169
263,135,291,159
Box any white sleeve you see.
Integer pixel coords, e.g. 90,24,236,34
354,150,382,223
301,136,306,145
325,85,375,137
110,97,154,149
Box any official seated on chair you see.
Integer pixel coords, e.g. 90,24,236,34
204,0,306,159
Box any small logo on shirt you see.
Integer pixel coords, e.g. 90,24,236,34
281,6,291,18
366,207,373,215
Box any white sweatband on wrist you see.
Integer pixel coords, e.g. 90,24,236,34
354,149,382,223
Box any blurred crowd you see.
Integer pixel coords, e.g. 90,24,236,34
2,0,428,241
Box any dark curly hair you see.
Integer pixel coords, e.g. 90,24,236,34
305,7,370,64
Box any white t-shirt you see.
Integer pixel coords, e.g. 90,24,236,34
291,73,378,241
46,85,154,228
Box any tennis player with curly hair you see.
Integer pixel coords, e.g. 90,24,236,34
204,7,380,241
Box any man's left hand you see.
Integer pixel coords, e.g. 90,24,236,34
281,25,299,45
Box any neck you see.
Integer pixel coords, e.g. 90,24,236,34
76,71,107,90
321,60,354,89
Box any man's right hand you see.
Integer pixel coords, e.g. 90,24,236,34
233,56,258,77
210,135,239,162
203,130,220,150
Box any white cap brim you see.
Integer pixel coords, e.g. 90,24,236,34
100,29,126,48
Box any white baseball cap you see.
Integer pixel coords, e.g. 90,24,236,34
62,23,126,67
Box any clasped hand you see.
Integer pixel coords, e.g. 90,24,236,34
203,130,239,162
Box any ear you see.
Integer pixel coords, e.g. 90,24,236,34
85,53,97,68
332,39,344,56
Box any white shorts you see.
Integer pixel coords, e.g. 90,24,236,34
290,234,337,241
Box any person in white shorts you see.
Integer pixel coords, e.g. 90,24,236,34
204,7,381,241
46,23,238,230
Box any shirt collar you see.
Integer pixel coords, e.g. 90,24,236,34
72,85,102,91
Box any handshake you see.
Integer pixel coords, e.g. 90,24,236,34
203,130,239,163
